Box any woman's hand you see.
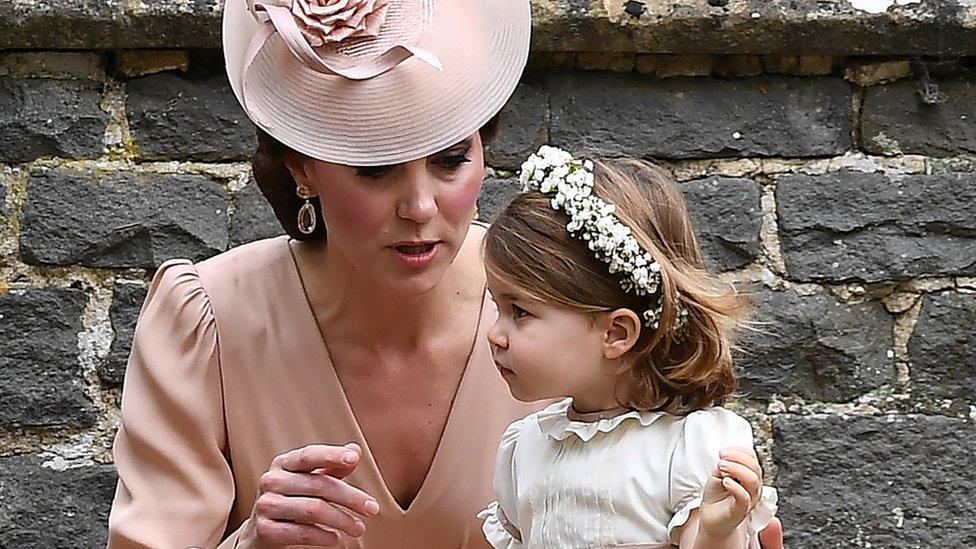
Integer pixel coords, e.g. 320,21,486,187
698,445,764,540
238,443,380,548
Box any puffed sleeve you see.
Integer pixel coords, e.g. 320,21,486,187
477,417,527,549
667,408,778,545
108,260,245,548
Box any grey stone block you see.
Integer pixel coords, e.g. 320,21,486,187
774,414,976,548
477,177,521,222
777,171,976,283
229,181,284,248
908,292,976,406
0,454,116,546
0,176,7,219
126,71,256,161
548,72,852,160
99,283,148,387
20,168,230,269
737,289,895,402
0,287,96,427
681,177,762,271
485,81,548,170
862,75,976,156
0,0,121,49
6,1,976,56
0,77,108,163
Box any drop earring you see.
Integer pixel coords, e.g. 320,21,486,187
297,184,317,235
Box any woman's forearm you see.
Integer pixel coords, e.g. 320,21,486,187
690,525,749,549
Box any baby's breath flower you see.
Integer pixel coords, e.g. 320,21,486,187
518,146,684,332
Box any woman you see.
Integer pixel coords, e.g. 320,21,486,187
107,0,785,547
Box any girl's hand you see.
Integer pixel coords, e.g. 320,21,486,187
698,445,764,539
238,443,380,548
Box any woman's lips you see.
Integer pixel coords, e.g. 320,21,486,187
390,241,441,269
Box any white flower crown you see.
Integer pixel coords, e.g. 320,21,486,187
518,146,686,331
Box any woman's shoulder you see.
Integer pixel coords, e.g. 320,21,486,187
193,235,294,285
150,236,301,319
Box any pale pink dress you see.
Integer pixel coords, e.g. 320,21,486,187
107,234,539,548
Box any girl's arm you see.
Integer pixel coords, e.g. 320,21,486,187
677,446,764,549
678,509,751,549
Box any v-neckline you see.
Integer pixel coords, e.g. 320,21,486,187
285,238,488,515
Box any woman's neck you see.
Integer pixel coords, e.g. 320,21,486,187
299,234,484,353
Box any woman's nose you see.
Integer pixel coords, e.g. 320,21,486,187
396,169,437,224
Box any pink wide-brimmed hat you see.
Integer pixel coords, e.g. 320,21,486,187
223,0,531,166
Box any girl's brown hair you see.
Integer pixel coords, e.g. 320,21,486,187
251,115,501,240
484,157,749,415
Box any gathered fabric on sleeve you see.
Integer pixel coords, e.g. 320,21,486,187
108,259,243,548
478,417,528,549
666,408,778,546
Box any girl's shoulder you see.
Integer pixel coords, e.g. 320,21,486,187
663,406,756,458
668,406,752,433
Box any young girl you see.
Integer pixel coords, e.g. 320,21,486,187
478,146,778,549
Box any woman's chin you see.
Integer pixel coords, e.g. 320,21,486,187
378,267,451,297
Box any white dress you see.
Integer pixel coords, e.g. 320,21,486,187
478,399,778,549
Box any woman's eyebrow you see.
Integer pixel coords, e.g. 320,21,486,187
350,138,473,170
351,162,399,171
438,137,474,152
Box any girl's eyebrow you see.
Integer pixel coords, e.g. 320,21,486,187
496,291,525,302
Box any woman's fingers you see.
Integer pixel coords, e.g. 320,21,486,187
718,459,763,504
256,493,366,537
253,516,342,547
275,443,362,478
758,517,784,549
260,469,380,517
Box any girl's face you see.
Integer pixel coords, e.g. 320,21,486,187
486,274,620,406
293,132,485,295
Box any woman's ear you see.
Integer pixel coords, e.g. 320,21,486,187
283,152,315,193
601,308,642,360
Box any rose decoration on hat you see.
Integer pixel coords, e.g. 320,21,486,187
290,0,390,47
244,0,441,81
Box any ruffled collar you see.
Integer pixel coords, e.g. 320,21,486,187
536,398,665,443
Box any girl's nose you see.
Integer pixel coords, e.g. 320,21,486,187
487,319,508,350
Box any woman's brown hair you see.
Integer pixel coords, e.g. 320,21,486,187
251,115,501,240
484,157,750,415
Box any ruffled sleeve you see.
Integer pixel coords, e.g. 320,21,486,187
107,260,243,548
666,408,778,545
478,417,527,548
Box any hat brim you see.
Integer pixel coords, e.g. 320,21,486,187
223,0,530,166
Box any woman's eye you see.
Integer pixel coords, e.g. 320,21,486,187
355,166,393,179
439,154,471,168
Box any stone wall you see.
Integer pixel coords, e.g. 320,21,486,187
1,4,975,547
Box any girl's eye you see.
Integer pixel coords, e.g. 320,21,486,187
439,153,471,169
511,304,529,320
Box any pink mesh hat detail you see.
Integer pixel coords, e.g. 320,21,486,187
223,0,531,166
